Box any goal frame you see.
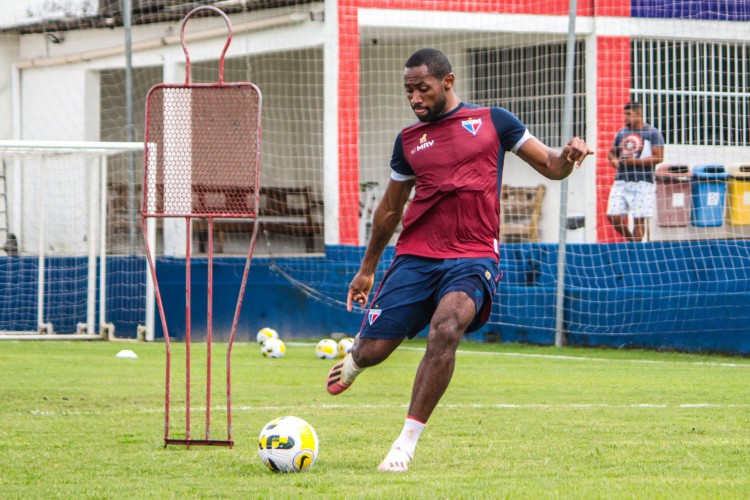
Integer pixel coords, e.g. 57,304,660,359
0,139,151,340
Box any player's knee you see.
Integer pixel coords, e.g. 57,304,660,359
433,315,464,338
426,320,463,359
350,343,369,367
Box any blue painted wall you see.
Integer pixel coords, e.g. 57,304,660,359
632,0,750,20
2,241,749,354
147,242,750,354
0,255,147,334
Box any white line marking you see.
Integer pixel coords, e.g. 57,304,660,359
27,402,749,417
129,402,750,415
294,343,750,369
29,410,84,416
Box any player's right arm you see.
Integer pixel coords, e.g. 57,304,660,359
347,177,414,311
607,130,624,169
608,144,621,169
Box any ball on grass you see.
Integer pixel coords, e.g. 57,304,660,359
258,416,319,473
315,339,338,359
261,338,286,358
336,337,354,358
256,327,279,345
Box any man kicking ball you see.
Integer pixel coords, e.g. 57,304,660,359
326,48,593,472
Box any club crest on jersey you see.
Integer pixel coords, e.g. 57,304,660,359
461,118,482,136
368,308,381,325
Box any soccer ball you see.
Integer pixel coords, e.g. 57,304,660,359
336,337,354,358
258,416,319,473
315,339,338,359
256,327,279,344
261,338,286,358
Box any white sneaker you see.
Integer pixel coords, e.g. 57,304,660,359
377,445,413,472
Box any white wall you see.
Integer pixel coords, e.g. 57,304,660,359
20,66,98,140
0,34,17,140
11,67,100,254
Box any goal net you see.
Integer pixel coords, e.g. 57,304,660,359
1,1,749,350
0,141,147,339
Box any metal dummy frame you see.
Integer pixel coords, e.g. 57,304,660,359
141,4,262,448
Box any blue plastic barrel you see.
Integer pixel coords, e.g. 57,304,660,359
691,164,729,227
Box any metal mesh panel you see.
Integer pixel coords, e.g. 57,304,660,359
143,83,261,217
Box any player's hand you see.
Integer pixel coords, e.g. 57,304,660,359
565,137,595,168
347,273,375,312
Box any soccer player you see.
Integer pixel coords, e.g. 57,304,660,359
326,48,593,472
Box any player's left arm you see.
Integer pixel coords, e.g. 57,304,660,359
517,136,594,180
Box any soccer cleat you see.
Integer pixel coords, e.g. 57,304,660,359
377,445,413,472
326,354,360,395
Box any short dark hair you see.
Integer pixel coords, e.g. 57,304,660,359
404,48,453,79
624,101,642,113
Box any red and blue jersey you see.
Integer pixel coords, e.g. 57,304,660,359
390,103,530,260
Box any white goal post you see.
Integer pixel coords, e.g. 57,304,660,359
0,140,153,340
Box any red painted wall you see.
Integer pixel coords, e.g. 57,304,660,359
596,36,632,243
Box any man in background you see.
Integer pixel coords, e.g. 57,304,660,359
607,102,665,241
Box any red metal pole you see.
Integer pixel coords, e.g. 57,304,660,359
185,216,192,445
206,217,214,440
142,216,173,447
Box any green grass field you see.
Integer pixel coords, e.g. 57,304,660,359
1,339,749,498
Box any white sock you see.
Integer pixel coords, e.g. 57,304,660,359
393,416,425,455
342,354,363,385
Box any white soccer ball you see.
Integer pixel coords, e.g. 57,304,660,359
258,416,319,473
315,339,338,360
256,327,279,344
261,338,286,358
336,337,354,358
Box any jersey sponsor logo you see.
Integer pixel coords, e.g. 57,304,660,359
461,118,482,136
368,308,381,325
410,135,435,155
485,270,491,280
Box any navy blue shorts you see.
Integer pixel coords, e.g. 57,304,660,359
359,255,501,340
